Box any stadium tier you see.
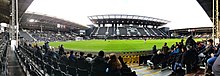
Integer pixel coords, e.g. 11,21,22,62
90,27,168,37
88,14,169,38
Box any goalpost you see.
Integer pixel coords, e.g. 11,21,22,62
75,37,83,41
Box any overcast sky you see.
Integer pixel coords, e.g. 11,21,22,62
26,0,212,30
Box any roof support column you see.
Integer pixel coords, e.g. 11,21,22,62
103,24,105,27
115,24,117,36
112,24,114,36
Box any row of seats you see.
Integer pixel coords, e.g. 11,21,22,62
0,40,9,76
91,27,168,37
16,46,73,76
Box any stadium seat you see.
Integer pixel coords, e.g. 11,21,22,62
67,66,77,76
45,64,53,75
59,63,67,73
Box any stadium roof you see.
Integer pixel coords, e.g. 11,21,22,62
170,27,212,33
88,14,170,26
0,0,34,23
20,12,88,31
197,0,218,19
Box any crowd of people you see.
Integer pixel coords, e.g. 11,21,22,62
24,41,136,76
28,30,76,41
23,35,220,76
149,36,220,76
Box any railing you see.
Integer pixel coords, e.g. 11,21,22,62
17,46,72,76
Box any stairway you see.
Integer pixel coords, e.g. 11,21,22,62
7,46,26,76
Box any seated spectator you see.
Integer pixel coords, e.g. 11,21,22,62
60,52,68,64
105,55,110,62
66,51,70,58
151,51,164,69
91,51,108,76
108,53,122,76
202,39,215,75
182,45,197,74
75,52,79,58
169,46,186,76
69,51,77,67
118,56,126,67
77,52,90,76
86,53,93,63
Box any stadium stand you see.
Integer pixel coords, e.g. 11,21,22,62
21,30,77,41
88,14,170,39
19,30,35,41
15,43,138,76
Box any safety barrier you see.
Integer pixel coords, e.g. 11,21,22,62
121,55,139,64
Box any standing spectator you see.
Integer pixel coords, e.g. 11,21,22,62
185,36,196,48
161,42,169,69
59,44,64,55
162,42,169,55
91,51,108,76
108,53,122,76
152,45,157,55
43,41,50,53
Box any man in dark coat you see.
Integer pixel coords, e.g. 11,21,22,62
59,44,64,55
185,36,196,50
91,51,108,76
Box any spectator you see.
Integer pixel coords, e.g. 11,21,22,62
59,44,64,55
75,52,79,58
77,52,90,76
91,51,108,76
69,51,77,66
105,55,110,62
162,42,169,55
182,45,197,74
43,41,50,53
203,39,214,56
171,44,175,50
60,52,68,64
86,53,93,63
66,51,70,58
108,53,122,76
118,56,126,67
185,36,196,48
212,55,220,76
161,42,169,69
152,45,157,55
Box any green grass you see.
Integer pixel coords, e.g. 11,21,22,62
43,39,203,52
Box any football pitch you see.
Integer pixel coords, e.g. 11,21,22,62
46,39,203,52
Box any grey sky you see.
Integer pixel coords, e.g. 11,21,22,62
26,0,212,30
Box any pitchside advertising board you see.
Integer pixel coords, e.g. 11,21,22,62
80,30,85,35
